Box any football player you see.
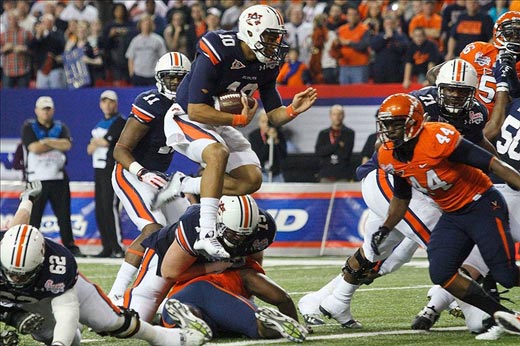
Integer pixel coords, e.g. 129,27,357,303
162,262,307,343
109,52,192,304
0,182,205,346
152,4,317,259
122,195,277,325
374,93,520,335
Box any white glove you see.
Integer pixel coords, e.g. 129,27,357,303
137,169,168,189
20,181,42,202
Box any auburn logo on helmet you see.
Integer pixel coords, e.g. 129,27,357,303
246,13,263,25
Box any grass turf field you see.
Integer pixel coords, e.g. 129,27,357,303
4,257,520,346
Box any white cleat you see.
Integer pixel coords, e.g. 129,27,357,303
411,306,440,330
179,328,206,346
151,171,186,210
194,237,230,259
255,306,308,343
165,299,213,341
494,311,520,335
319,295,362,329
475,325,505,340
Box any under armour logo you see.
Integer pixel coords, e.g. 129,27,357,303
491,201,501,210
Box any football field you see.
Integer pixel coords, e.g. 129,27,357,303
7,257,520,346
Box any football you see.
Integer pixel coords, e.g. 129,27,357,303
214,91,256,114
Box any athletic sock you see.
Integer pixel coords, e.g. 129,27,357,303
198,197,219,238
109,261,138,299
182,176,201,195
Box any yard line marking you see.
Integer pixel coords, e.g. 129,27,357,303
291,284,433,295
206,327,468,345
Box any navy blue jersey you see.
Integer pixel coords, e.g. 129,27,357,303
176,30,283,113
410,86,488,144
0,237,78,304
129,89,175,172
494,98,520,171
142,205,276,276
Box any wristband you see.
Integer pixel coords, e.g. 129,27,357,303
128,161,144,176
232,114,248,127
286,104,299,118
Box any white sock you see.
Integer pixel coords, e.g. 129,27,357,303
299,274,343,315
332,278,360,303
182,176,201,195
426,285,454,312
109,261,138,298
133,321,182,345
199,197,219,238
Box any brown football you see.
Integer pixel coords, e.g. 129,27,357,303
214,92,256,114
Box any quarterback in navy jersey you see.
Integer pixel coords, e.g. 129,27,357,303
109,52,192,304
122,195,276,323
157,4,317,260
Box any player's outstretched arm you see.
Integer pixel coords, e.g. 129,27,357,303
490,158,520,190
49,288,80,346
10,181,42,227
267,87,318,127
484,91,509,140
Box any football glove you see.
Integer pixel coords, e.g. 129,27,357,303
494,51,518,93
371,226,391,256
19,181,42,203
137,169,168,189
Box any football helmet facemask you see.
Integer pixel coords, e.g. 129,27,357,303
377,93,426,149
0,224,45,289
493,11,520,54
435,59,478,128
155,52,191,100
216,195,260,249
237,5,289,64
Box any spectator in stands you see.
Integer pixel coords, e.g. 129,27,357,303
445,1,493,60
205,7,221,32
408,0,442,48
15,0,36,33
186,3,207,61
360,131,377,164
125,15,166,86
220,0,242,30
248,112,288,183
488,0,508,22
315,105,355,183
332,6,371,85
363,1,384,35
370,14,408,84
135,0,166,36
87,19,105,84
277,48,312,87
0,10,33,88
30,13,67,89
163,10,189,56
325,3,347,31
54,1,69,33
285,3,314,66
391,0,416,36
60,0,99,24
87,90,125,258
303,0,327,23
102,3,135,86
0,0,16,34
309,13,338,84
402,26,440,89
440,0,466,53
21,96,83,257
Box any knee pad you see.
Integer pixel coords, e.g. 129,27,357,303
342,249,378,285
99,308,141,339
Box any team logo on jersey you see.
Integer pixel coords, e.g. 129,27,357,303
380,163,395,174
468,110,484,124
231,59,246,70
246,13,263,26
474,52,491,67
491,200,501,210
44,280,65,294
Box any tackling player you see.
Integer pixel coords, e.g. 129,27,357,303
152,4,317,259
109,52,192,304
0,182,205,346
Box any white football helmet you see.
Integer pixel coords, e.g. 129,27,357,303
0,224,45,288
155,52,191,100
217,195,260,248
237,5,288,64
435,59,477,126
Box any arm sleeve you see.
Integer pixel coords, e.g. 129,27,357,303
50,287,80,346
448,137,494,172
393,175,412,200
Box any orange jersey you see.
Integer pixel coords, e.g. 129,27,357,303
377,123,493,212
460,41,520,115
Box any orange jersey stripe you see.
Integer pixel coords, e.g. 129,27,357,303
495,217,512,263
79,272,122,313
115,164,156,223
176,224,196,256
175,118,215,141
132,105,154,123
199,39,220,65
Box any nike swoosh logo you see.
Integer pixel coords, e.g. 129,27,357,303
419,164,427,168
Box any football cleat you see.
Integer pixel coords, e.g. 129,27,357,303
179,328,206,346
194,237,230,259
302,313,325,326
255,306,307,343
151,171,185,210
411,306,440,330
447,301,465,320
165,299,213,341
494,311,520,335
319,295,362,329
475,325,505,340
12,311,44,334
0,330,18,346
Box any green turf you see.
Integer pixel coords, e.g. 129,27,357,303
3,258,519,345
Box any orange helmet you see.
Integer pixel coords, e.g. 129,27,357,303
377,93,426,149
493,11,520,54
